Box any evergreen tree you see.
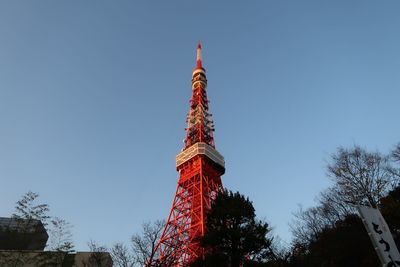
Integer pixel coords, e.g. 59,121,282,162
191,190,273,267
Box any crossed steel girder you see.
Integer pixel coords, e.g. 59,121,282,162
152,156,223,266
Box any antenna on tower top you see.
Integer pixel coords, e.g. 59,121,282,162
196,41,202,69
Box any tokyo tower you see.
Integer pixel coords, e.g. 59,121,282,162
150,42,225,266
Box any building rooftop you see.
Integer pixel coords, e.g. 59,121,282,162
0,217,48,250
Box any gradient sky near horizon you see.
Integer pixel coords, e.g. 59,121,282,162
1,1,400,251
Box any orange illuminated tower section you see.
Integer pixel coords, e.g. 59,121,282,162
151,42,225,266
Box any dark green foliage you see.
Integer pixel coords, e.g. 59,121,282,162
191,190,273,267
380,186,400,247
289,214,379,266
307,215,379,267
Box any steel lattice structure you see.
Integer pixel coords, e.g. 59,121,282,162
149,42,225,266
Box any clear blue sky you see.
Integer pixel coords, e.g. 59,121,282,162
1,1,399,251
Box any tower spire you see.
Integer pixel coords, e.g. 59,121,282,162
186,41,215,149
196,40,202,69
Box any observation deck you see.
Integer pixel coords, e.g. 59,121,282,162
176,142,225,172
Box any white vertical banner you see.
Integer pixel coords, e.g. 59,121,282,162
357,205,400,267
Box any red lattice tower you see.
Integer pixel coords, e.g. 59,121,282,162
150,42,225,266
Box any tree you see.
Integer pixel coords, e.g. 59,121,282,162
290,185,400,267
0,191,75,266
327,145,394,208
290,205,331,247
32,218,75,266
131,220,164,266
85,240,112,267
380,185,400,246
11,191,74,251
290,186,357,248
317,186,356,220
12,191,50,227
288,143,400,267
111,243,134,267
290,214,380,267
392,143,400,163
109,220,167,267
191,190,274,267
389,143,400,181
47,217,74,252
292,145,397,246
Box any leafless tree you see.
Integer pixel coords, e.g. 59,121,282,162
392,143,400,163
145,241,181,267
131,220,164,266
47,217,74,252
111,242,135,267
290,187,356,247
317,186,356,220
327,145,394,208
86,240,111,267
110,220,169,267
291,144,398,251
290,205,330,246
388,143,400,182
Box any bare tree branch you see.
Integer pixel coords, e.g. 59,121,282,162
131,220,164,266
327,145,394,207
111,243,134,267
